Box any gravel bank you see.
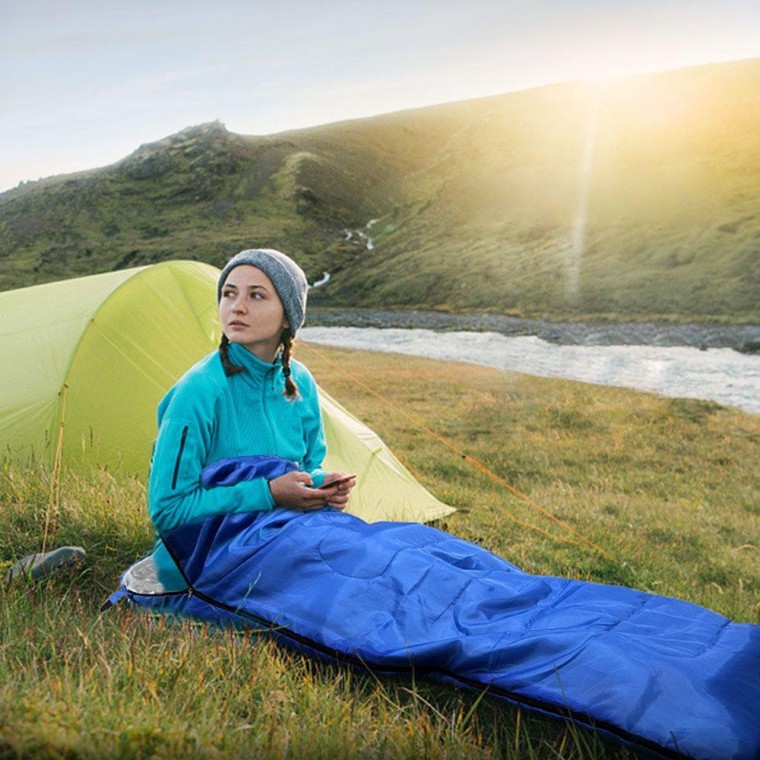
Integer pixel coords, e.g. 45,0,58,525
306,308,760,353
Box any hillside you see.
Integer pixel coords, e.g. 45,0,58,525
1,58,759,320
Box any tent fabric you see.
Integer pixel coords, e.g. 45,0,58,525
116,503,760,760
0,262,452,523
0,267,142,467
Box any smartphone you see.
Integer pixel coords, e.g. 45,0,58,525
318,475,355,489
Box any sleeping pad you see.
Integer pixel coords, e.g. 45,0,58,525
111,457,760,760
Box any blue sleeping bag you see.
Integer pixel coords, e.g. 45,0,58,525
114,457,760,760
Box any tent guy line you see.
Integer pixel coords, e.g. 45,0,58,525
300,341,614,562
41,382,68,557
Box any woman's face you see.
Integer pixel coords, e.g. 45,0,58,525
220,265,288,362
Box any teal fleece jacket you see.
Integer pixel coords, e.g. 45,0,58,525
148,342,327,586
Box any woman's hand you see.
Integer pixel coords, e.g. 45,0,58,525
320,472,356,509
268,471,354,511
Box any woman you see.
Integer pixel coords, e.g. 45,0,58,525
148,248,355,588
134,248,758,760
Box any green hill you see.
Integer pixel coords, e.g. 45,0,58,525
1,58,759,320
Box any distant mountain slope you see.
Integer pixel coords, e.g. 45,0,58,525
1,58,759,320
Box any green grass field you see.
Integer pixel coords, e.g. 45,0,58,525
1,345,758,758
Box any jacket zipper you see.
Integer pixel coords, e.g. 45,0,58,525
171,426,189,490
260,369,277,446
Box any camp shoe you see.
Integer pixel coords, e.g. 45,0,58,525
4,545,86,582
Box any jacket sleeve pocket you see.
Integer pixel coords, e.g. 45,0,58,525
171,426,189,490
149,416,275,534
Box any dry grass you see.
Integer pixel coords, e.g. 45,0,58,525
1,345,758,758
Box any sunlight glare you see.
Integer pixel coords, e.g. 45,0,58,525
567,83,603,302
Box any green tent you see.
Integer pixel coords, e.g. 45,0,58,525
0,261,451,523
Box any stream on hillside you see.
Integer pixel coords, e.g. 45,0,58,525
301,318,760,415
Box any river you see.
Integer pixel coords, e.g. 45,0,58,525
300,326,760,416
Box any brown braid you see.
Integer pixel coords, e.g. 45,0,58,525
219,333,245,376
280,328,299,399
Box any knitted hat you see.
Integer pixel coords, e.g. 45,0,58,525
217,249,309,335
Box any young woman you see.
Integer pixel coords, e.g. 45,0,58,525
135,248,758,760
147,248,355,588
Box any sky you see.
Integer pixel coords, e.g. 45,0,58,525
1,0,759,192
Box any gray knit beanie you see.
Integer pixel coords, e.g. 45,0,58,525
217,249,309,335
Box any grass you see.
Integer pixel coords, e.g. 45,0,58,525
3,60,760,322
1,345,758,758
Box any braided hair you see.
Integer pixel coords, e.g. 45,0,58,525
280,328,298,399
219,333,245,376
218,330,299,399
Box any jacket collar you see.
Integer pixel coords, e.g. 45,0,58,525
227,342,282,388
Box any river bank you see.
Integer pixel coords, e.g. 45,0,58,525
306,308,760,353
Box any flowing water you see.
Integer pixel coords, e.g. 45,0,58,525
301,326,760,416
